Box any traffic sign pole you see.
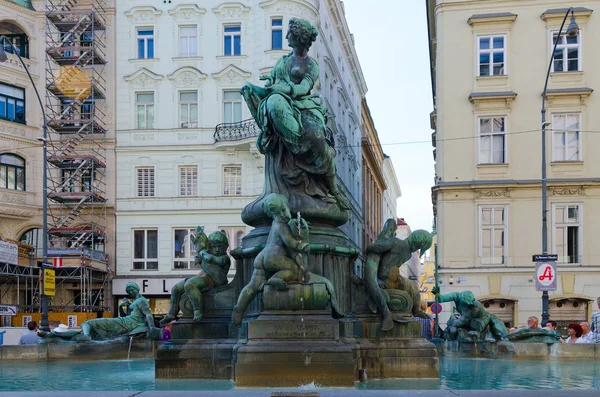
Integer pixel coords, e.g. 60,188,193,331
533,254,558,327
433,243,441,340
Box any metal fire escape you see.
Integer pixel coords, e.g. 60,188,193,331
43,0,109,312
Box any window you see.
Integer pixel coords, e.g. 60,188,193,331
136,93,154,129
271,18,283,50
61,168,93,193
223,91,242,124
60,32,74,57
552,113,581,161
479,116,506,164
0,83,25,124
179,166,197,196
0,154,25,191
224,25,241,56
137,28,154,59
478,35,505,76
179,26,198,57
2,33,28,58
133,229,158,270
223,165,241,195
173,228,200,269
552,31,581,72
236,230,244,248
19,228,42,258
553,204,581,264
81,101,93,121
136,167,155,197
179,91,198,128
479,206,507,265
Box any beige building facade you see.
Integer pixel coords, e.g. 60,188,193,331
428,0,600,329
0,0,117,323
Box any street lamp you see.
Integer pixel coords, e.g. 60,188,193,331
0,36,50,331
540,9,579,327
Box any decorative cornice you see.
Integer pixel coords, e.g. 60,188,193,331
124,6,163,23
468,12,517,26
0,0,37,15
541,8,593,22
124,68,164,88
550,187,585,196
259,0,319,18
0,205,36,218
477,189,510,198
469,91,517,110
167,66,207,87
168,4,206,21
212,64,251,85
212,2,251,19
545,87,593,105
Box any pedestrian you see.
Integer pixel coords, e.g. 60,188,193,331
18,321,41,345
564,323,583,343
590,296,600,343
527,316,542,330
414,301,433,340
545,320,564,342
158,321,174,342
579,322,594,343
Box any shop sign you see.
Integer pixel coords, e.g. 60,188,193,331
43,269,56,296
113,278,184,295
0,241,18,265
0,305,17,316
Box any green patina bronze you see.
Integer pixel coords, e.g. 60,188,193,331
7,0,35,10
80,282,160,341
232,193,343,326
240,18,349,228
506,328,562,343
432,287,508,342
160,229,230,324
353,219,432,331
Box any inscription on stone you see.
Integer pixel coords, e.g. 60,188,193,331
250,321,336,340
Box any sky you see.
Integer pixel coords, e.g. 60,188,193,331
343,1,435,232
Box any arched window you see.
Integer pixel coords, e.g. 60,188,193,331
0,21,29,58
20,228,42,258
0,154,25,190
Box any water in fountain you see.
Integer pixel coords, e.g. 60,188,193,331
127,336,134,360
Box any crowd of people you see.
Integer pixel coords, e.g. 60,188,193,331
418,296,600,343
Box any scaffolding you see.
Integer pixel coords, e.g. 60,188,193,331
0,247,110,313
41,0,110,313
44,1,107,259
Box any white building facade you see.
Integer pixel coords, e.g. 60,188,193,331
382,155,401,223
114,0,366,313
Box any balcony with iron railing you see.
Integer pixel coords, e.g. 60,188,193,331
214,118,261,143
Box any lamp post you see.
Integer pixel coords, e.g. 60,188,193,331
540,10,579,327
0,37,50,331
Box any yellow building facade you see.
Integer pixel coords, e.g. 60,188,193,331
428,0,600,329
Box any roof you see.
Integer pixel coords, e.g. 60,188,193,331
5,0,35,11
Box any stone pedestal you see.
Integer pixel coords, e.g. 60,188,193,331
234,313,354,387
348,317,439,379
155,338,239,380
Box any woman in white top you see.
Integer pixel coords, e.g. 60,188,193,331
564,323,584,343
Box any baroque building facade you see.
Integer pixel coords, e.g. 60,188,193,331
0,0,117,324
114,0,367,315
360,98,386,264
428,0,600,329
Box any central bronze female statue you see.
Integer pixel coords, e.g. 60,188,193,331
241,18,349,227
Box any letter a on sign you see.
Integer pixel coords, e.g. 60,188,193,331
535,261,557,291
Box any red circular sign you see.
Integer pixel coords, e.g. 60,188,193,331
431,303,442,314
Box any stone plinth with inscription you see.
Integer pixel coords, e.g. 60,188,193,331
235,312,354,387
